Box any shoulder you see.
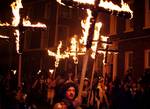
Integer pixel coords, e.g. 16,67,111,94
53,102,67,109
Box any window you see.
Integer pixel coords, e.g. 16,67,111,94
144,0,150,28
125,51,133,73
124,1,134,32
60,6,72,19
25,30,41,49
125,19,134,32
109,15,117,35
57,25,69,45
144,49,150,68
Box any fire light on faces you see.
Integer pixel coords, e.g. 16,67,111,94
91,22,102,59
0,35,9,39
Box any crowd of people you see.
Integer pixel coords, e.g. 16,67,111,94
0,68,150,109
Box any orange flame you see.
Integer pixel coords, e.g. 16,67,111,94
10,0,23,26
57,0,133,18
0,22,10,26
48,41,69,67
0,35,9,39
97,35,109,64
70,35,79,64
14,30,20,53
80,9,92,46
10,0,46,53
91,22,102,59
23,17,46,28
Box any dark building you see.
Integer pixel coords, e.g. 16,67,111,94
0,0,149,83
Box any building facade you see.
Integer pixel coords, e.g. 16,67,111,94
1,0,149,83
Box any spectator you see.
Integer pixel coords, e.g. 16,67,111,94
53,82,81,109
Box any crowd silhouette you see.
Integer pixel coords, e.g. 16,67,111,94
0,68,150,109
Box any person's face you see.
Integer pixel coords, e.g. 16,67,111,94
65,86,76,100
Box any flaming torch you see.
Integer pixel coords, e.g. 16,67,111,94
57,0,133,98
48,41,69,78
70,35,79,81
0,0,46,88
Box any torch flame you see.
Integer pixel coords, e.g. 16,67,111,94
10,0,47,53
0,22,10,26
10,0,23,26
98,35,109,64
57,0,133,18
99,0,133,18
48,41,69,68
70,35,79,64
14,30,20,53
91,22,102,59
23,17,46,28
0,35,9,39
80,9,92,46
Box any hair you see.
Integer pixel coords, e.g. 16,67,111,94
61,82,78,100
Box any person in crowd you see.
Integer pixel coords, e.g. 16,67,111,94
47,72,56,106
81,78,90,109
53,82,81,109
95,77,109,109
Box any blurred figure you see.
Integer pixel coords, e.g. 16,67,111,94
47,72,56,106
81,78,90,109
95,77,109,109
